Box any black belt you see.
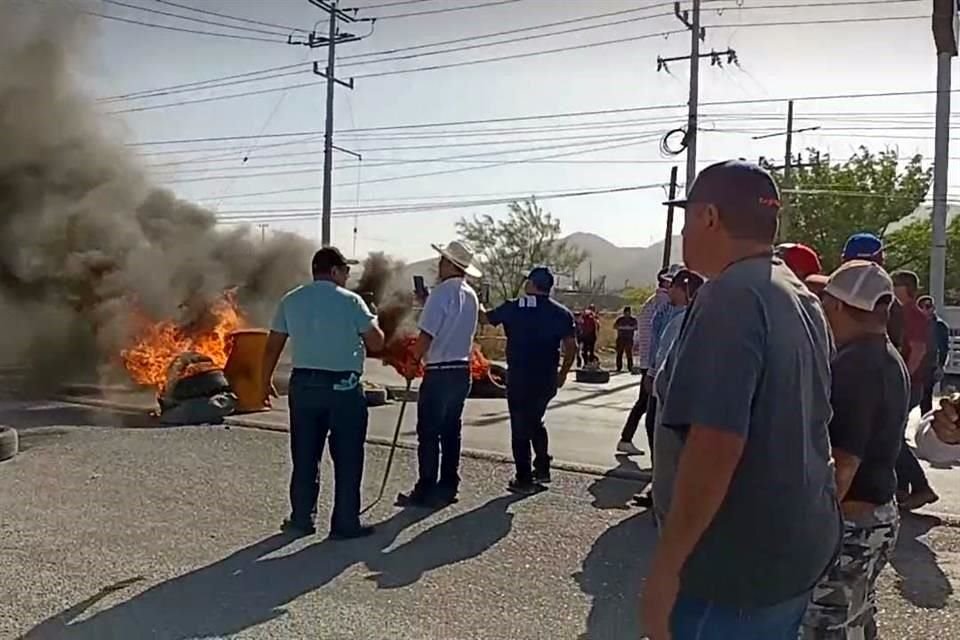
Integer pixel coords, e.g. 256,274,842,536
425,361,469,371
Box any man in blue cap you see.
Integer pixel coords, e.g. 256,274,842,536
484,266,578,494
840,232,903,349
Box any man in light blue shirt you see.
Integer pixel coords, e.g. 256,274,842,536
261,247,384,539
398,241,480,508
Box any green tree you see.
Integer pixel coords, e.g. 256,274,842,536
455,198,587,302
885,216,960,302
770,147,932,272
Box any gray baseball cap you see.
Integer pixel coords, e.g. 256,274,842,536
664,160,782,219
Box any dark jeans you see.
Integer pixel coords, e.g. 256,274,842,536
615,335,634,372
645,395,658,459
620,371,649,442
287,368,368,533
415,366,471,494
670,591,810,639
581,335,597,364
507,377,556,482
897,383,931,493
921,382,935,415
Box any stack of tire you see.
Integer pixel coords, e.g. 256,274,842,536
0,426,18,462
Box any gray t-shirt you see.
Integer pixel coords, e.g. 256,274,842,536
655,256,841,608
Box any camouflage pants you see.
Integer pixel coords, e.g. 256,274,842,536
800,502,899,640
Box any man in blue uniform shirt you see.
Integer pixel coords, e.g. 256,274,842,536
485,267,578,494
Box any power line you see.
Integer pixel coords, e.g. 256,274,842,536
100,1,679,103
207,135,661,201
152,0,303,32
98,0,292,37
358,0,437,9
82,8,285,43
371,0,527,20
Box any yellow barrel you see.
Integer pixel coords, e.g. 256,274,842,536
223,329,271,413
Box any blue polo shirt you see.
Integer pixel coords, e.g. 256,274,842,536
271,280,376,374
486,294,576,379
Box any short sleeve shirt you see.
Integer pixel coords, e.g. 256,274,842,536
418,277,479,364
655,256,841,608
613,315,638,339
487,295,575,380
271,281,375,373
829,335,909,505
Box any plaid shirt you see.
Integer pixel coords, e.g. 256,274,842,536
634,288,671,370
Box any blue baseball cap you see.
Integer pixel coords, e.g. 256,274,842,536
527,266,555,292
841,233,884,263
664,160,781,219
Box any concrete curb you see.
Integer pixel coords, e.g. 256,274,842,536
54,395,652,483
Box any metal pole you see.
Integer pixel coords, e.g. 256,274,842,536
932,52,951,308
663,166,679,269
685,0,701,194
779,100,795,240
320,1,338,247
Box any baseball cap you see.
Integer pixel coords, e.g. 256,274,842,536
841,233,884,263
776,243,822,280
527,266,555,292
664,160,781,218
660,263,684,284
311,246,358,273
671,268,705,291
823,260,894,312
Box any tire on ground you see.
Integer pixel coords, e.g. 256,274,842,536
364,387,389,407
575,369,610,384
0,427,19,461
171,370,232,402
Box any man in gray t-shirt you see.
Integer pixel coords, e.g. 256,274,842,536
641,160,841,640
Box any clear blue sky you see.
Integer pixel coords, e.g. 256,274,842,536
79,0,952,262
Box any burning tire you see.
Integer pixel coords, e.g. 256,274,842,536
471,365,508,399
171,370,232,402
575,368,610,384
0,427,18,461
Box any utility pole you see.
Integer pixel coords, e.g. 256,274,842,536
931,0,957,308
290,1,372,247
662,166,679,269
257,223,269,244
657,2,737,194
752,101,820,240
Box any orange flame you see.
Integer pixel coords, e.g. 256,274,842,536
381,333,491,382
121,293,246,389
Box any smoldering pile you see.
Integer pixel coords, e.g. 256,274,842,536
351,252,416,346
0,5,313,389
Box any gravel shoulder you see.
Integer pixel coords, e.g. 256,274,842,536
0,404,957,639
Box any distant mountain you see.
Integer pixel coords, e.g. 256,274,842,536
397,232,681,291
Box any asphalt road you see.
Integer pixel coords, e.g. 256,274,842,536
0,403,958,639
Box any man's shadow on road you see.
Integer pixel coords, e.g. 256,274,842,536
365,493,525,589
587,454,648,510
574,509,657,640
891,513,954,609
21,508,434,640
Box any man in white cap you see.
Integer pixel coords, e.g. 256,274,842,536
801,260,908,638
398,240,481,508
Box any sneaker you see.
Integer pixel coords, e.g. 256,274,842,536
899,488,940,511
532,468,552,484
617,440,643,455
507,478,546,495
281,518,316,537
329,525,375,540
433,486,460,506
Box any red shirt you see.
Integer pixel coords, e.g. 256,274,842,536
901,301,929,383
581,313,598,336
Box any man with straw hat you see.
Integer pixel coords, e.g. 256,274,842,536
397,241,482,508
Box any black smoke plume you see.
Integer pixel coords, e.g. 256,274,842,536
0,5,314,387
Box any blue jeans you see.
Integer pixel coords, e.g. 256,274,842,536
415,366,471,493
669,591,810,639
287,369,368,533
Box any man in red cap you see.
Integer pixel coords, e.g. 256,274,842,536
776,243,822,281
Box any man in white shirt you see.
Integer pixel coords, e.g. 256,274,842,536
397,241,481,508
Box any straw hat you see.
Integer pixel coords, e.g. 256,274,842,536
431,241,483,278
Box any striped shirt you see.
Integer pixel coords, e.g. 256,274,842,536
634,288,671,370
